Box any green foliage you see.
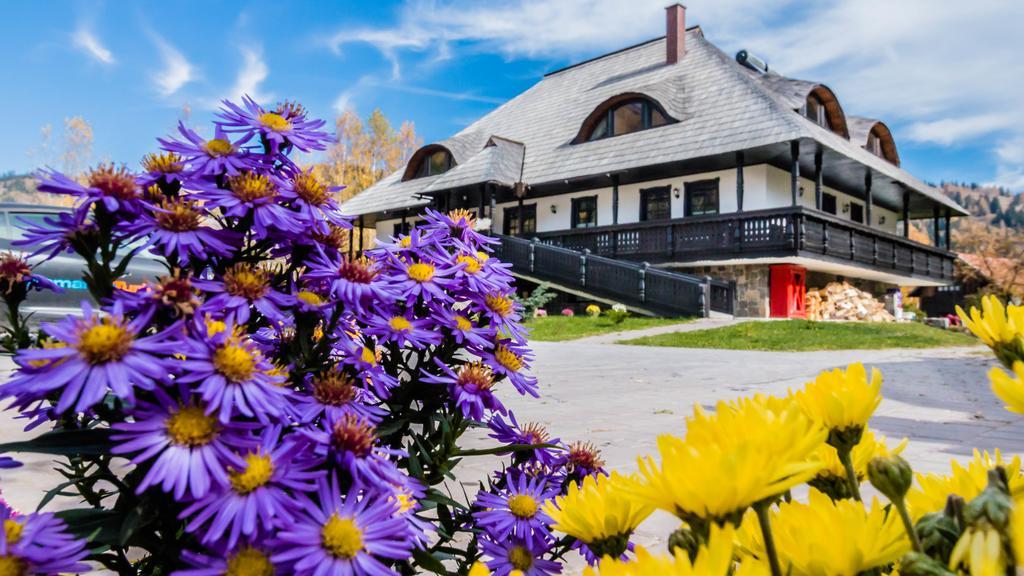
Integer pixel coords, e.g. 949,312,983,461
513,282,556,318
604,304,629,325
525,315,689,341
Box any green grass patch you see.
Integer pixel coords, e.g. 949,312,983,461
618,320,979,351
525,315,692,342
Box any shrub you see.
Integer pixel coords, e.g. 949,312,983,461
605,303,629,324
561,307,574,316
585,304,601,317
513,281,556,319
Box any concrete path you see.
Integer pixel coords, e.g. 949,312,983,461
572,316,741,345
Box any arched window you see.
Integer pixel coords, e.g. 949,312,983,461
799,86,849,138
865,123,900,166
805,93,831,130
413,149,454,178
576,95,673,143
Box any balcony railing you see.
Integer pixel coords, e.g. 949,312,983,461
532,206,955,282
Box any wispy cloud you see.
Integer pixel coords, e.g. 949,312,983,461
72,23,115,65
150,34,195,97
228,46,271,103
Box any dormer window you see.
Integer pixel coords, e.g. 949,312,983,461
413,149,454,178
805,93,830,129
867,132,883,157
577,95,673,143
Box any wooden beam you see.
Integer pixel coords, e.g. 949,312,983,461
358,215,365,255
902,191,910,238
611,174,620,225
790,140,800,206
944,210,951,250
814,149,823,210
488,184,497,234
517,196,525,237
864,171,873,227
933,205,940,246
736,151,745,212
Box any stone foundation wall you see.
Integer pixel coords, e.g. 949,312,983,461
673,264,771,318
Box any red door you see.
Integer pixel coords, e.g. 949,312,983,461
770,264,807,318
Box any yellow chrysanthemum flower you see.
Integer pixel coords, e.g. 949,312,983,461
468,562,491,576
906,449,1024,520
583,525,768,576
949,524,1007,576
989,362,1024,415
958,295,1024,367
543,472,652,556
810,430,908,498
622,397,824,524
736,489,910,575
795,363,882,439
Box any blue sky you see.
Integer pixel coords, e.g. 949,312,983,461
2,0,1022,191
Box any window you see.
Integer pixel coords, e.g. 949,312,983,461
571,196,598,228
413,149,454,179
503,204,537,236
850,203,864,224
584,98,671,142
684,180,719,217
867,132,883,158
805,93,830,129
821,193,837,215
392,221,412,237
640,186,671,221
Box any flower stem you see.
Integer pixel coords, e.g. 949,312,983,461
754,501,783,576
838,448,862,501
893,497,923,552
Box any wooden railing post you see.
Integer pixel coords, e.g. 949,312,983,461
639,262,649,303
822,221,829,255
702,276,712,318
529,238,537,273
849,231,855,260
580,249,589,287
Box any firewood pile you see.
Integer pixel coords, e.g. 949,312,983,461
805,282,895,322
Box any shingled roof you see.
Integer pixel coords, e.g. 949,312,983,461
342,27,966,219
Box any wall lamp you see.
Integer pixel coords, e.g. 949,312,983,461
798,186,805,197
879,215,886,225
842,202,850,214
673,187,681,199
550,204,558,214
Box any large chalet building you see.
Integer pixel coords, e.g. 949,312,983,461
342,4,967,318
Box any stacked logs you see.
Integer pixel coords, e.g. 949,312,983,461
805,281,895,322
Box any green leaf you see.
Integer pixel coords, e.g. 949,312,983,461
452,443,559,457
118,505,145,547
0,428,114,456
56,508,122,544
411,548,448,574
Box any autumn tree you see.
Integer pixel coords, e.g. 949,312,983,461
954,219,1024,300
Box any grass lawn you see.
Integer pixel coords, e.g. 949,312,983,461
618,319,979,351
525,315,692,342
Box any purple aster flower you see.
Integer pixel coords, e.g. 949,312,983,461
0,507,89,575
381,257,457,303
139,151,186,189
12,209,96,261
475,473,557,548
294,364,386,425
196,263,296,327
279,169,350,234
0,301,178,415
0,456,21,469
303,413,404,486
363,312,443,349
118,270,203,319
430,304,496,348
37,164,145,217
419,207,499,250
111,387,255,499
450,249,512,294
479,338,538,398
216,96,331,154
272,475,414,575
488,414,561,468
421,359,504,421
177,323,292,423
194,172,303,239
474,291,527,342
332,337,399,399
556,441,607,485
180,426,323,548
133,197,239,265
174,542,280,576
479,537,561,576
158,121,256,177
0,252,60,295
302,250,390,314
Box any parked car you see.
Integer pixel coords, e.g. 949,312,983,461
0,203,166,323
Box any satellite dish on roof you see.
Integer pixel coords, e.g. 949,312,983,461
736,50,769,74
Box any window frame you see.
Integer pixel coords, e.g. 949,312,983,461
821,193,838,215
640,185,672,221
571,195,599,229
585,98,670,142
805,93,830,130
412,149,455,179
502,204,537,236
683,179,720,217
849,203,864,224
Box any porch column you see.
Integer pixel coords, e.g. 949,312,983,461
611,174,620,224
790,140,800,206
488,184,496,234
814,149,823,210
348,228,354,260
902,191,910,238
944,210,951,250
933,205,940,245
517,196,525,237
864,171,873,227
735,151,745,212
357,215,365,255
478,187,485,217
401,212,408,234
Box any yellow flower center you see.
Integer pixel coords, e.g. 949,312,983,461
406,263,435,283
0,555,27,576
229,452,275,495
321,515,364,559
228,173,277,202
258,112,292,132
476,251,490,262
4,520,23,544
142,151,183,174
213,342,257,383
455,315,473,332
494,344,523,372
293,172,331,206
457,362,494,391
389,316,412,332
312,367,357,406
205,318,228,337
154,198,202,232
507,546,533,571
225,547,275,576
456,254,482,274
361,346,377,366
394,491,416,514
223,264,270,300
77,320,133,364
399,236,412,248
204,138,235,157
297,290,324,306
485,294,514,318
166,406,219,447
507,494,539,519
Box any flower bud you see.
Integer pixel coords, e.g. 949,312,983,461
589,532,630,560
867,454,913,502
915,511,960,563
667,524,701,561
963,468,1013,531
899,551,958,576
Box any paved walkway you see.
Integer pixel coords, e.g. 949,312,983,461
571,316,741,345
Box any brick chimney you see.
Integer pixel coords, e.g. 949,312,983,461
666,3,686,64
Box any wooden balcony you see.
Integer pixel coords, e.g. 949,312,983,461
532,206,955,283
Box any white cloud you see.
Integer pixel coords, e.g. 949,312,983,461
151,34,195,97
71,25,115,65
228,47,271,103
332,90,355,115
906,114,1013,147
